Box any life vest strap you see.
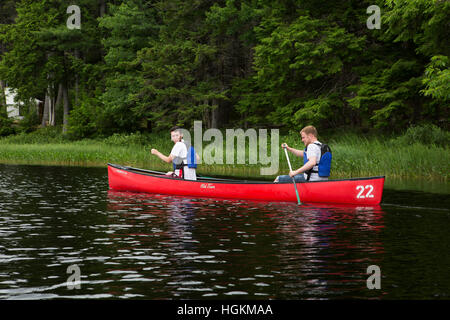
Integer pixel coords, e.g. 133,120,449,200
173,163,185,179
305,169,319,181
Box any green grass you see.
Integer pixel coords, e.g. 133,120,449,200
0,142,159,169
329,139,449,180
0,129,448,181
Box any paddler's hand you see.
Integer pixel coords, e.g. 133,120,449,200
151,148,158,155
281,143,288,149
289,170,296,177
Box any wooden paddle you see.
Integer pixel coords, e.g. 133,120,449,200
283,145,302,205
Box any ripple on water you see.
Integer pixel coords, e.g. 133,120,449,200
112,255,167,261
119,278,157,282
0,165,449,300
224,291,249,296
177,287,214,292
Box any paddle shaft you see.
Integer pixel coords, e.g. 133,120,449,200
283,147,302,205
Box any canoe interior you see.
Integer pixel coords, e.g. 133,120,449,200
108,163,385,185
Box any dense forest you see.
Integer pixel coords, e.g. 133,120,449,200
0,0,448,138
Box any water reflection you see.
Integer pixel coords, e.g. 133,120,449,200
3,164,447,299
105,191,386,299
270,203,385,298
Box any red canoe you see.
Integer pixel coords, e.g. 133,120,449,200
107,163,385,205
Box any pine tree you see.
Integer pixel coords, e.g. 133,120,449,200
98,0,159,133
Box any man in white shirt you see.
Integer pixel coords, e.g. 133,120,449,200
150,127,197,180
274,125,328,182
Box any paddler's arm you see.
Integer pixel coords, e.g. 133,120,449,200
289,156,317,177
151,149,174,163
282,143,304,158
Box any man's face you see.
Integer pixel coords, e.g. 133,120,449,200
171,131,181,143
301,132,313,146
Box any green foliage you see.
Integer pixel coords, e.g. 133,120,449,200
102,132,152,146
235,2,367,128
0,0,448,138
67,96,105,139
0,0,50,100
383,0,449,56
392,124,450,147
0,126,65,144
131,0,237,131
347,0,450,129
15,102,40,133
348,58,426,128
0,112,14,136
99,0,160,133
421,55,450,101
135,40,225,131
0,0,105,136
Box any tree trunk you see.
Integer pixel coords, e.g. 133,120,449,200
211,99,219,129
54,83,63,124
74,50,79,106
203,99,210,128
49,85,56,126
99,0,106,17
41,91,50,127
42,53,54,127
62,83,70,134
0,42,7,116
46,84,56,126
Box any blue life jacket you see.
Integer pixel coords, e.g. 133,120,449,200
187,145,197,169
303,142,332,180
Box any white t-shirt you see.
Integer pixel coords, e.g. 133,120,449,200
170,141,197,180
304,141,328,181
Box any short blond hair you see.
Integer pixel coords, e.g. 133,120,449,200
300,125,318,137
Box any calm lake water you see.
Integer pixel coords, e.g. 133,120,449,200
0,164,448,300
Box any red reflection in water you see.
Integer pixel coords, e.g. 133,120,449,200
106,190,385,254
105,190,387,297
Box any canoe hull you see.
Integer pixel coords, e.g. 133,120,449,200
107,164,384,205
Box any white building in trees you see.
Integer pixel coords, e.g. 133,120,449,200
5,87,41,120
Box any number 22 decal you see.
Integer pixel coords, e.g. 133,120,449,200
356,185,374,199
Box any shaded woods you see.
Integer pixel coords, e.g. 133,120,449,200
0,0,448,138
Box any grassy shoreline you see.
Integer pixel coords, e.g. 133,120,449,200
0,130,448,181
